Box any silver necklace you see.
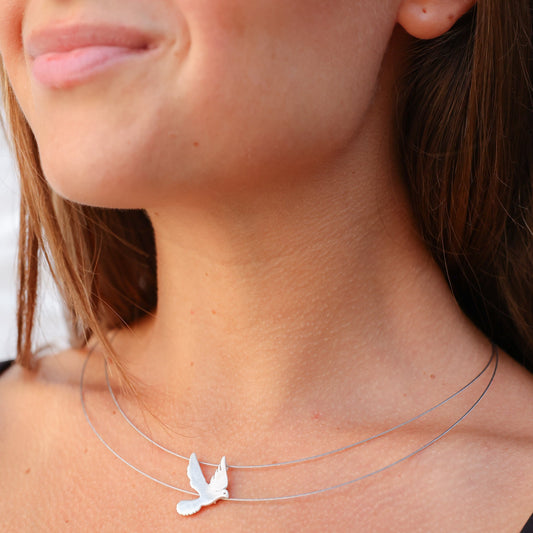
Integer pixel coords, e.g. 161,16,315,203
80,344,498,516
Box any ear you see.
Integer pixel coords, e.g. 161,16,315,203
397,0,476,40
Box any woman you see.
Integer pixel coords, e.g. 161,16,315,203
0,0,532,530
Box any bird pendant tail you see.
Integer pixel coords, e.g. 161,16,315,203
176,499,203,516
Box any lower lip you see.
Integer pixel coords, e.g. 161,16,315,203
31,45,148,89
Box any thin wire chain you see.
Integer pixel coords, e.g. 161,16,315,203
104,346,496,470
80,345,498,502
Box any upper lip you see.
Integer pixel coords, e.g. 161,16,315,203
25,23,155,59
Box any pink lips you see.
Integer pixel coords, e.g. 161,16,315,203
26,24,156,89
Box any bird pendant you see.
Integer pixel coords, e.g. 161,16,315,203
176,453,229,516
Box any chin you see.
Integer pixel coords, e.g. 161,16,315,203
41,156,150,209
37,126,175,209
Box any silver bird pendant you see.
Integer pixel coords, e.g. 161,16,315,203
176,453,229,516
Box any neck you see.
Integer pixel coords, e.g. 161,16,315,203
104,53,489,434
110,146,482,430
79,35,493,467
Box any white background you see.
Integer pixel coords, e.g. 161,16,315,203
0,132,68,361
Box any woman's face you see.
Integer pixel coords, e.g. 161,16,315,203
0,1,401,208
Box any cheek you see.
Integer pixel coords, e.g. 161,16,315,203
169,1,398,180
0,1,24,59
0,2,34,125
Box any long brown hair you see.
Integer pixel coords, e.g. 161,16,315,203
1,1,532,372
399,2,533,371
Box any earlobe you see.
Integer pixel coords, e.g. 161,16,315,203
397,0,476,40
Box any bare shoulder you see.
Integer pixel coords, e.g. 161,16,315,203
0,347,85,441
477,350,533,460
486,350,533,441
449,350,533,528
0,348,87,413
0,349,91,526
0,346,94,443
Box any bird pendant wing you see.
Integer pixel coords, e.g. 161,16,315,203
186,453,209,494
209,456,228,492
177,454,229,516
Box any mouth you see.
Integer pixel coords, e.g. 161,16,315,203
26,23,159,89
